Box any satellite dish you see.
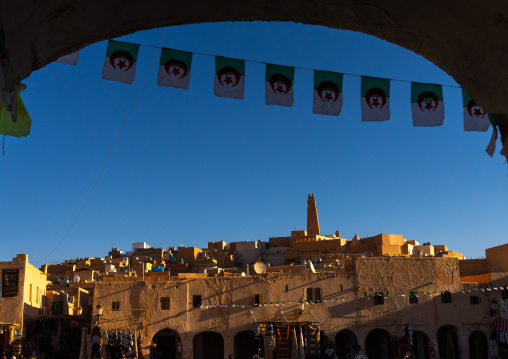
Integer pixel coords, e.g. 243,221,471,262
308,261,316,274
253,262,267,274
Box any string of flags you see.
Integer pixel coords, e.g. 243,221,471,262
1,39,500,156
63,40,491,132
199,285,508,309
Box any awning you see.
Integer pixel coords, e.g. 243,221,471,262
494,318,508,333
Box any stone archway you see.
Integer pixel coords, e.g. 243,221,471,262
151,328,182,359
3,2,508,119
234,330,264,359
365,328,391,359
193,331,224,359
335,329,358,359
469,330,488,359
437,325,459,359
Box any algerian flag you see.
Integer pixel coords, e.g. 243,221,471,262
265,64,294,107
411,83,444,126
157,48,192,89
55,50,80,65
213,56,245,100
463,90,489,132
312,70,343,116
361,76,390,122
0,89,31,137
102,40,140,84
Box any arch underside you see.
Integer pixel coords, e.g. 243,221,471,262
2,1,508,148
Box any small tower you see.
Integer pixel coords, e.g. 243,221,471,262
307,193,320,236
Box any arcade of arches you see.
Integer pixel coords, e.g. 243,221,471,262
1,2,508,157
152,326,492,359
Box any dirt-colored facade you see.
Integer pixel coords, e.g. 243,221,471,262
92,256,504,359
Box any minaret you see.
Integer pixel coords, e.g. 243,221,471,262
307,193,320,236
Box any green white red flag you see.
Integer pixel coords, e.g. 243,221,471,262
102,40,140,84
0,89,31,137
157,48,192,89
361,76,390,122
55,51,80,66
312,71,343,116
265,64,294,107
411,83,444,126
462,90,489,132
213,56,245,100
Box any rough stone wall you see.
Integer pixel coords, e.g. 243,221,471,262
92,260,508,358
486,243,508,273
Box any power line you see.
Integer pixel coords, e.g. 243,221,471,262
137,42,460,89
34,28,169,265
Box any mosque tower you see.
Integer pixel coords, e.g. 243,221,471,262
307,193,320,236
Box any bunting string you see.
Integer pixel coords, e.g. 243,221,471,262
120,42,460,88
45,38,502,156
198,285,508,310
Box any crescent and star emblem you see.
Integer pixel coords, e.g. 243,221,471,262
269,73,291,95
466,99,486,118
317,81,340,102
164,59,189,79
417,91,439,111
217,66,241,87
109,50,135,71
365,87,387,109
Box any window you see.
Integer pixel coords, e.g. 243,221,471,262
160,297,170,310
29,284,32,302
374,292,384,305
112,301,120,311
502,288,508,300
441,291,452,303
340,284,343,292
36,287,39,304
306,288,322,303
193,295,202,308
470,295,480,305
253,294,263,307
409,292,418,304
285,285,289,292
2,269,19,297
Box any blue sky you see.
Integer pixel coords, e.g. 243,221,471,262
1,22,507,265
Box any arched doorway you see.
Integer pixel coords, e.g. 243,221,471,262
234,330,264,359
413,331,429,359
469,331,488,359
151,328,182,359
365,328,391,359
193,331,224,359
437,325,459,359
335,329,358,359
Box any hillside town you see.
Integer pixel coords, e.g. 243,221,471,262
1,195,507,359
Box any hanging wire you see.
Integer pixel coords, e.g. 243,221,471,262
137,42,461,89
35,28,169,265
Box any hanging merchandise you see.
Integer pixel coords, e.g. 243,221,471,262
275,325,291,359
55,51,80,66
0,88,31,137
304,324,320,357
266,323,276,351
